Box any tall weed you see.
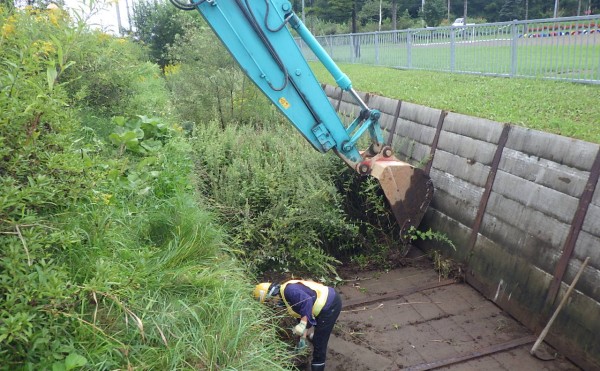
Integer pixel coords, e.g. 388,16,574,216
165,20,275,127
192,118,359,278
1,7,292,369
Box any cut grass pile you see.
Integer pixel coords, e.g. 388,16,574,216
310,63,600,144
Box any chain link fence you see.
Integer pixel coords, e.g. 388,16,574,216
297,15,600,84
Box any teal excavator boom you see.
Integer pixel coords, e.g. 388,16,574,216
169,0,433,236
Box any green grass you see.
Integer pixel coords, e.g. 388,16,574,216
310,63,600,144
304,35,600,80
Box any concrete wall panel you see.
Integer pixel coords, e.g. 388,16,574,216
582,203,600,235
368,94,399,117
484,192,571,248
507,126,598,171
378,112,397,133
398,101,442,129
468,235,553,315
492,171,579,224
339,100,360,118
324,85,341,101
323,85,600,369
429,168,482,226
479,213,562,275
443,112,504,143
393,119,436,146
394,140,430,164
432,150,490,187
436,131,498,166
559,255,600,306
573,231,600,270
499,148,589,198
429,189,479,230
421,208,473,262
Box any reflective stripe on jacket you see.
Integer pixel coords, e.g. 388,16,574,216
280,280,329,319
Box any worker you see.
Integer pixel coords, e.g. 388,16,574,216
254,280,342,371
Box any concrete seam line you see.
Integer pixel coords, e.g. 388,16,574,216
404,335,537,371
341,279,455,310
466,123,512,258
544,145,600,309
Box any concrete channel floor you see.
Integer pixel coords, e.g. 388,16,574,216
303,254,581,371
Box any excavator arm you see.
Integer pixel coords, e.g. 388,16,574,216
170,0,433,236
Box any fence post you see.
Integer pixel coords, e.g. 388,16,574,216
511,19,518,77
375,32,380,65
407,31,412,69
450,29,456,72
350,34,355,63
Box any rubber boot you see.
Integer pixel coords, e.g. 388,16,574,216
311,363,325,371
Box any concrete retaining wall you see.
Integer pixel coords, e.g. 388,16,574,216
323,84,600,370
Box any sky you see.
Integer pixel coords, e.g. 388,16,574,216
64,0,132,35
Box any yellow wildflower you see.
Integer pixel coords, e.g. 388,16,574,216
102,193,113,205
1,15,16,38
48,10,59,26
97,33,110,42
41,41,55,55
164,64,181,76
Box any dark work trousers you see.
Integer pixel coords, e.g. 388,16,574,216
311,291,342,369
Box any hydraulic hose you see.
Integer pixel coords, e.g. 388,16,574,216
168,0,204,11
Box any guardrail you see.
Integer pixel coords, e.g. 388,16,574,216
297,15,600,84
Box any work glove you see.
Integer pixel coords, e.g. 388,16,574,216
292,321,307,336
296,337,308,353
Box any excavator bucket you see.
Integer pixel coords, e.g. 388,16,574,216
369,154,434,239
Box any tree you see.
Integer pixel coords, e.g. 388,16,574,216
397,0,422,17
422,0,446,26
312,0,362,23
391,0,398,29
358,0,392,26
131,1,195,68
499,0,523,21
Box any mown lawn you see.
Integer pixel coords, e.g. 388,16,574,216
310,63,600,144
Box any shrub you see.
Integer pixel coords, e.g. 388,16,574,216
165,20,275,127
192,118,360,279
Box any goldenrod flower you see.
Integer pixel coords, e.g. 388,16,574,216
102,193,113,205
48,10,59,26
1,15,16,38
164,64,181,76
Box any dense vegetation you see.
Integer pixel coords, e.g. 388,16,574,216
0,6,294,369
161,17,408,277
4,0,596,368
0,3,408,369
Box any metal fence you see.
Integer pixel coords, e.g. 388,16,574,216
297,15,600,84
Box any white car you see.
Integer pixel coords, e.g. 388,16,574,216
452,18,474,27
